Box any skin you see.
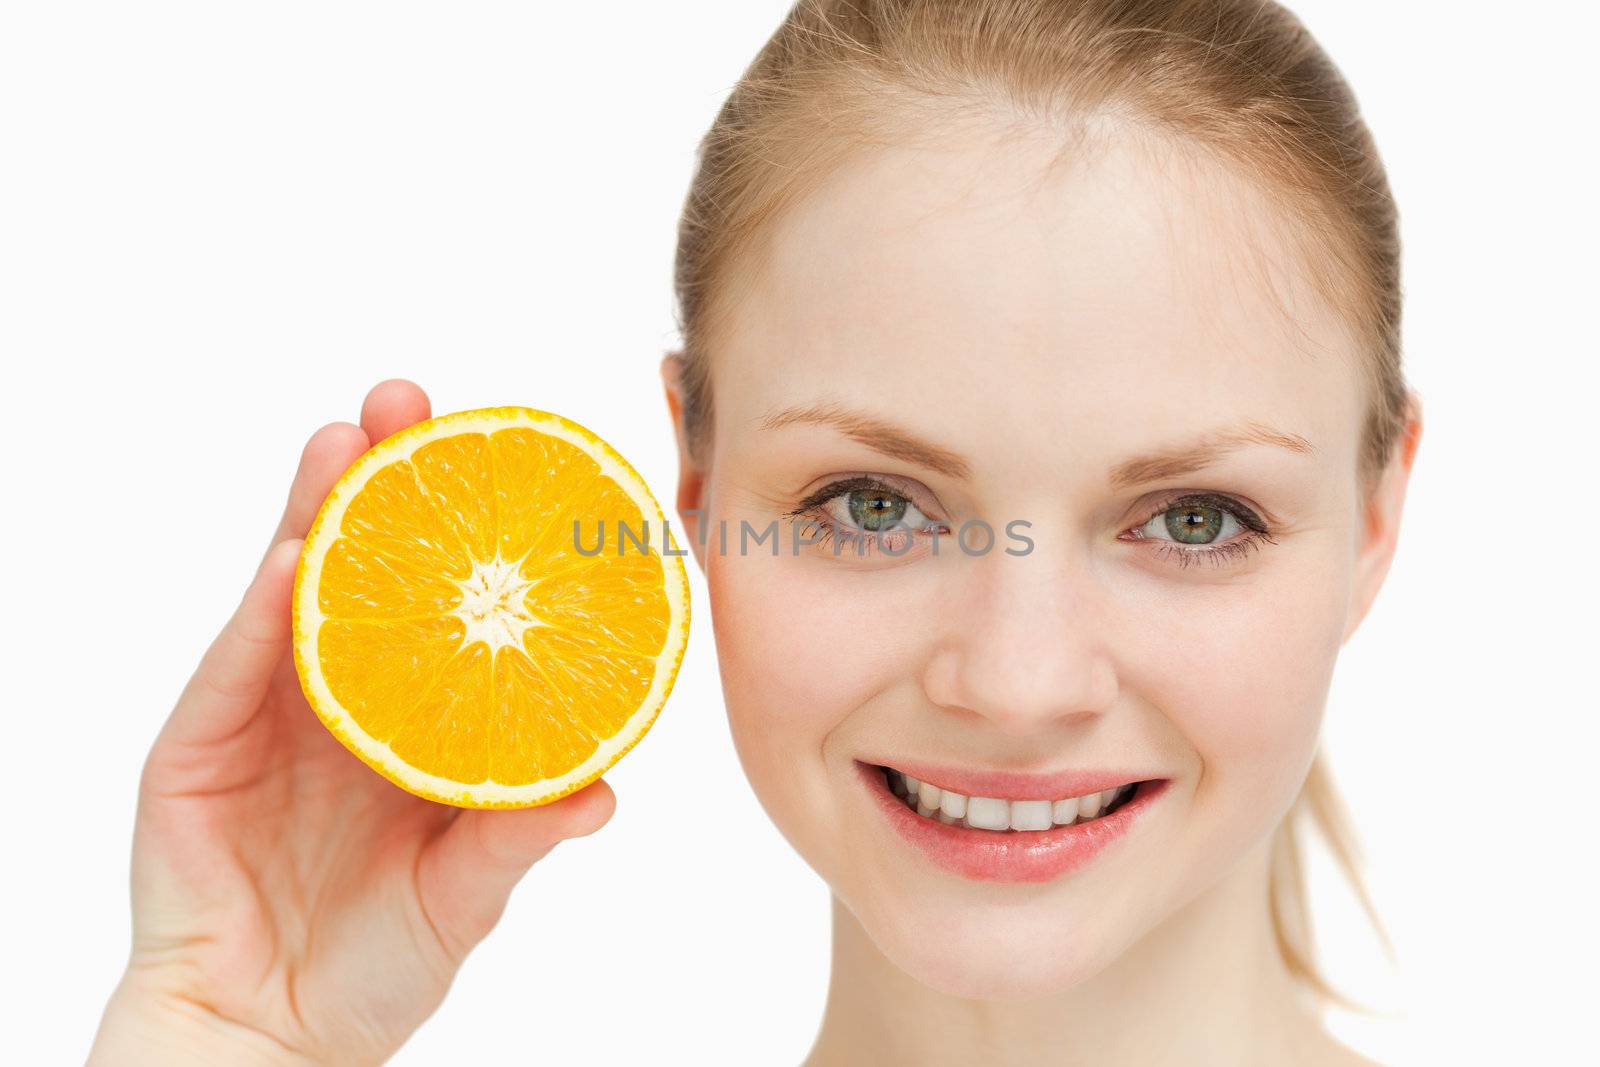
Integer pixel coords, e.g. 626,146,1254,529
660,116,1420,1066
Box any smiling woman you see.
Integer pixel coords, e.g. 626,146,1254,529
660,0,1419,1063
76,1,1433,1064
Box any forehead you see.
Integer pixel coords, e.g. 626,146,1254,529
712,116,1364,484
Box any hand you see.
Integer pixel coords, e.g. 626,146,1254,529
88,380,618,1066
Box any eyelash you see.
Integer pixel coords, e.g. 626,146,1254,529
1125,491,1278,570
786,480,1276,567
784,476,948,557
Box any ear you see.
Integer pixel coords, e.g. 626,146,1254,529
660,351,710,574
1343,387,1424,644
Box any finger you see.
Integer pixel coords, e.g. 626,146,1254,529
414,779,618,960
263,381,427,554
158,536,304,753
360,378,431,447
266,421,371,554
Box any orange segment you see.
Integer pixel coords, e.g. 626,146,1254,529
522,468,672,657
409,433,498,563
520,626,658,745
490,649,564,785
291,407,691,809
338,460,473,580
318,615,469,740
389,641,495,784
489,426,602,563
316,537,464,620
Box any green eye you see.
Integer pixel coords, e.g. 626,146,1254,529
1164,503,1225,544
1128,492,1276,570
847,488,909,532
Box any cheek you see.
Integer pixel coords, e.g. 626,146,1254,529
705,552,877,828
1147,553,1351,816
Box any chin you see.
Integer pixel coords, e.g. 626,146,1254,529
848,889,1126,1000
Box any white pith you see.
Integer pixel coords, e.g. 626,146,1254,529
884,766,1138,831
292,407,691,808
452,553,544,653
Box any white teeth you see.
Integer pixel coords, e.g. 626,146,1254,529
963,796,1011,830
939,790,967,819
883,767,1138,833
1077,791,1103,820
1009,800,1053,831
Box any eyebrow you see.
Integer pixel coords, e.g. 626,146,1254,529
756,400,973,480
1105,420,1316,490
755,400,1314,489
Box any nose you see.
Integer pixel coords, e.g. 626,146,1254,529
920,538,1119,736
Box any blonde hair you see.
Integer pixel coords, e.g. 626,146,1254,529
672,0,1402,1008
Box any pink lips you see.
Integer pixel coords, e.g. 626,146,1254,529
856,760,1167,884
876,758,1151,801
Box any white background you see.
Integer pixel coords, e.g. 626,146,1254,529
3,2,1594,1064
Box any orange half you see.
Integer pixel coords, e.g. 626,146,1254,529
291,407,691,808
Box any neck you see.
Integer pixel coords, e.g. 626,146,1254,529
803,835,1336,1067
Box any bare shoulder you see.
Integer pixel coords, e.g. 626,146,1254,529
1287,1016,1391,1067
1343,1051,1389,1067
1317,1035,1390,1067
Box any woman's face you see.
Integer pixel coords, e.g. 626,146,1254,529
666,119,1393,998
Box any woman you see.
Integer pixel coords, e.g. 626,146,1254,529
88,1,1420,1063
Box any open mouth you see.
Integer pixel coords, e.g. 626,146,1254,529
873,763,1148,832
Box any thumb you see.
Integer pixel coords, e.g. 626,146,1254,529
158,537,302,752
414,779,618,961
